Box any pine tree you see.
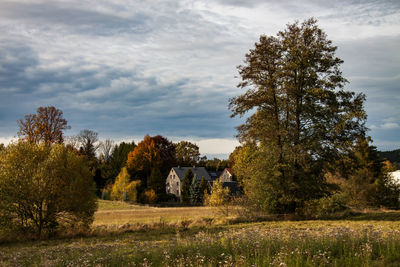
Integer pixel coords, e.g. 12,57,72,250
181,169,193,203
189,174,202,204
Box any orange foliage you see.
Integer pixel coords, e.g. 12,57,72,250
126,135,162,175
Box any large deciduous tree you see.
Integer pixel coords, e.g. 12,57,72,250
126,135,176,196
77,129,99,158
229,18,367,213
175,141,201,166
17,106,70,144
0,142,97,239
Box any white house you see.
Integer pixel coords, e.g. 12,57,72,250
165,167,212,198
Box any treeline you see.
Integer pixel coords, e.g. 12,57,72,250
379,149,400,170
3,106,230,203
0,106,231,238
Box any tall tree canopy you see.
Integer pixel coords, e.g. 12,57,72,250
229,18,367,213
175,141,201,166
126,135,176,192
17,106,70,144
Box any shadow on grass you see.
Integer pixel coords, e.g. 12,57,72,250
345,211,400,221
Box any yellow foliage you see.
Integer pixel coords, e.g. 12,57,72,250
204,180,230,207
111,167,131,201
126,180,141,202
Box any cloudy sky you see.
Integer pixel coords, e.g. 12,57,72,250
0,0,399,158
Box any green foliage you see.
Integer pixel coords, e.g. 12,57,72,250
301,193,349,218
205,158,228,171
0,142,97,239
189,174,202,204
181,169,193,203
175,141,201,166
229,18,367,214
341,137,400,209
108,141,136,182
199,176,209,196
147,167,164,196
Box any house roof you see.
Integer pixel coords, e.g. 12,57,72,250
208,170,222,181
225,168,233,175
172,167,212,181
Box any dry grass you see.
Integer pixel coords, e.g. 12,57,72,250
94,200,217,225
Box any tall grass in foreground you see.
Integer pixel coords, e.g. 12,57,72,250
1,223,400,266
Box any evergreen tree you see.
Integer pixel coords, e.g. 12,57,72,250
148,167,164,196
199,176,209,199
189,174,202,204
181,169,193,203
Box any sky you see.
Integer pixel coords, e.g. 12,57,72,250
0,0,399,158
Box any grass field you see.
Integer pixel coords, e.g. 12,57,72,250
1,200,400,266
94,200,217,225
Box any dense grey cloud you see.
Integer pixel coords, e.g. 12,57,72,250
0,0,399,156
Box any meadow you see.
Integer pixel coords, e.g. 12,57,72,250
1,200,400,266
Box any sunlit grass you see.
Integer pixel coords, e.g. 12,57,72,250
94,200,217,225
2,201,400,266
2,220,400,266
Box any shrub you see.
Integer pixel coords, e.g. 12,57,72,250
0,142,97,239
143,189,157,204
301,193,349,218
126,180,141,202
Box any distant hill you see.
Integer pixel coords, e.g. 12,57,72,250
379,149,400,170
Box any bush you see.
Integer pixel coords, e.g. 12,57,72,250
143,189,157,204
126,180,141,202
301,193,349,218
0,142,97,239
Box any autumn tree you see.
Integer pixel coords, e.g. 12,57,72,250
341,136,399,208
110,167,141,202
126,135,176,199
199,176,209,198
0,142,97,239
17,106,70,144
204,180,230,215
108,141,136,182
229,18,367,214
126,135,162,187
175,141,201,166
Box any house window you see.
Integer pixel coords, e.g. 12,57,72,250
176,182,179,186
